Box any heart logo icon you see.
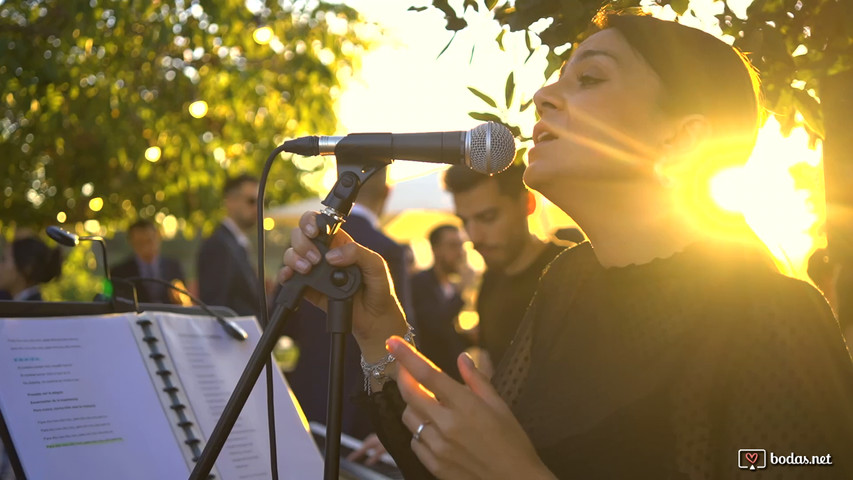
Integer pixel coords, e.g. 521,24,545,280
745,452,759,464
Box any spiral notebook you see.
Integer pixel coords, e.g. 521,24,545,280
0,311,323,479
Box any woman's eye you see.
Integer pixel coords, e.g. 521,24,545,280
577,73,603,87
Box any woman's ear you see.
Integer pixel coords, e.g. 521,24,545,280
655,114,711,187
661,114,711,156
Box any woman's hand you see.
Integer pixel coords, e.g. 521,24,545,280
280,211,408,360
388,337,555,480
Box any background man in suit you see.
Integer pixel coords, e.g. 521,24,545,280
111,220,186,304
443,164,565,374
410,224,474,381
197,174,262,317
283,167,412,466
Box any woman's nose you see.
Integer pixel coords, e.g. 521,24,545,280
533,83,560,116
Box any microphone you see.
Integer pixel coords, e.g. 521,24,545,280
282,121,516,175
46,225,247,341
46,225,113,298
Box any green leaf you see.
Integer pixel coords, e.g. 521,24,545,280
468,111,503,123
496,29,506,52
437,32,457,59
463,0,478,12
468,87,498,108
408,6,428,12
485,0,499,10
668,0,690,15
523,31,537,63
544,50,566,80
520,98,534,112
505,72,515,108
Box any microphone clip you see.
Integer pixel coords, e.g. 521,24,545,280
320,159,387,219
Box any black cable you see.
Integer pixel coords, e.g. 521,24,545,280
256,143,289,480
122,276,248,340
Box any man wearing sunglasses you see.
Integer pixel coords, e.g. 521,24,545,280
197,174,263,317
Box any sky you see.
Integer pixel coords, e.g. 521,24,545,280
333,2,545,173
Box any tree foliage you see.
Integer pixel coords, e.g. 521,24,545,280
420,0,852,142
719,0,851,139
0,0,369,235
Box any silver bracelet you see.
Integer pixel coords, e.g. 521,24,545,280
361,325,415,394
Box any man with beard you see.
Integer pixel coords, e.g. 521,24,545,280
443,164,565,372
197,174,262,317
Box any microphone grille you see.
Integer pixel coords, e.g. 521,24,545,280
467,122,516,175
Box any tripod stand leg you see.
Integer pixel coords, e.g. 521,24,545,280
323,297,353,480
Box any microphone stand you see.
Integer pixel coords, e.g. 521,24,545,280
189,155,390,480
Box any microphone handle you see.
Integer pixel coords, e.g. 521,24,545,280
330,132,467,165
281,132,469,165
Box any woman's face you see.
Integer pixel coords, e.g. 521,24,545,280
524,28,674,198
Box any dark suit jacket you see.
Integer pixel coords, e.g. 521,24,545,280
410,268,468,380
343,214,413,321
197,224,262,317
111,255,186,304
283,210,414,440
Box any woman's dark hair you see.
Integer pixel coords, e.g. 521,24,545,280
11,237,63,285
592,10,763,167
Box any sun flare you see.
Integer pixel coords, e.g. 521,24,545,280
709,117,824,278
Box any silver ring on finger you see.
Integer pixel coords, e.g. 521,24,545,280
413,421,430,442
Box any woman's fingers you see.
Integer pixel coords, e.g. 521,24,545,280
296,210,351,249
457,352,507,412
289,211,352,265
282,246,311,275
401,407,433,443
290,212,387,277
286,211,359,276
289,220,323,266
388,336,464,408
297,210,320,238
277,265,293,284
396,355,445,414
403,406,478,480
325,240,378,268
282,210,407,351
